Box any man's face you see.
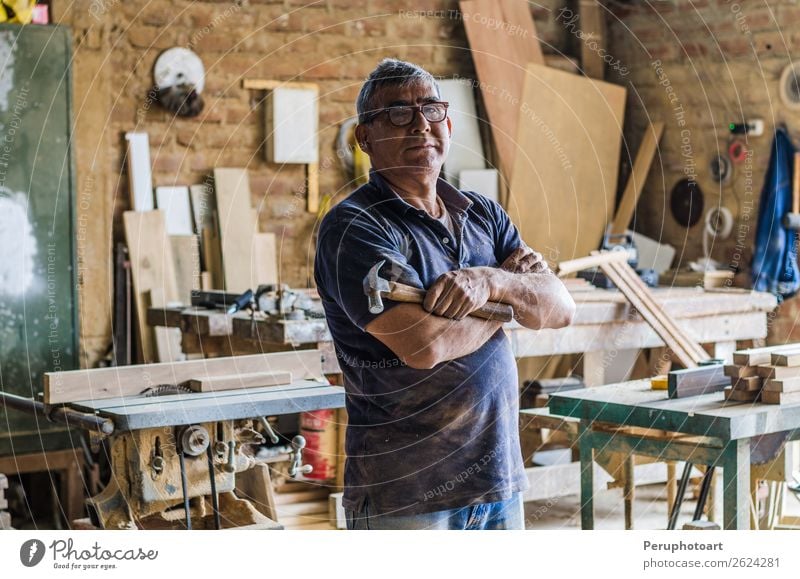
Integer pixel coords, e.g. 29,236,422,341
357,81,452,176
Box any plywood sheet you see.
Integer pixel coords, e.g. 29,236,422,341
214,168,257,292
460,0,544,180
252,232,278,286
125,132,154,211
123,210,182,363
170,234,201,305
507,64,625,264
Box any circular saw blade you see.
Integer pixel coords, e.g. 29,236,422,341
154,47,205,94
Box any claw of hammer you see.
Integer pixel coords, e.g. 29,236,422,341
363,259,390,314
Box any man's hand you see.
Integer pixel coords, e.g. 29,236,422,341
423,268,493,320
501,246,550,274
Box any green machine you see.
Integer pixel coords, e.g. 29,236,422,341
0,24,79,455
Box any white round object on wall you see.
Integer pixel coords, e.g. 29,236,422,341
154,47,205,94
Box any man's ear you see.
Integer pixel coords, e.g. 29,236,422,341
355,124,370,153
446,116,452,138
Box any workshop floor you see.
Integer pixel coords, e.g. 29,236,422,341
524,480,800,530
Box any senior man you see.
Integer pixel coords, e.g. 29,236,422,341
314,59,575,530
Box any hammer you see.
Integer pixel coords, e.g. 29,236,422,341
783,152,800,229
363,260,514,323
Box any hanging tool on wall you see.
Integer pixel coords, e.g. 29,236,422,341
153,47,205,118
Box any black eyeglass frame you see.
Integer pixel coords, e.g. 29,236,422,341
364,101,450,127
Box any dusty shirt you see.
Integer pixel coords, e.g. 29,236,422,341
314,171,528,516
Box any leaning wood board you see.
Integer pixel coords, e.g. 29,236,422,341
214,168,257,293
44,350,324,404
507,64,626,264
189,370,292,393
460,0,544,181
609,121,664,236
123,210,182,364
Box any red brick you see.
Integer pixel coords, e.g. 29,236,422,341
128,26,176,50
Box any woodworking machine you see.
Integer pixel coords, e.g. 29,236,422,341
0,350,344,530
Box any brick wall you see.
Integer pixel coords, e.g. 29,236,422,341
606,0,800,344
51,0,568,366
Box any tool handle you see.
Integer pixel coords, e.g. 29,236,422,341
388,282,514,323
794,153,800,214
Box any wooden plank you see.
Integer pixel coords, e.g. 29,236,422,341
155,186,193,235
770,349,800,366
252,232,278,286
724,365,761,378
724,386,761,402
758,365,800,380
610,259,708,362
201,225,223,290
189,371,292,392
44,350,324,405
762,390,800,405
730,376,763,392
558,250,629,277
123,210,182,364
507,64,625,264
214,168,257,292
733,344,799,366
460,0,544,181
124,132,154,211
602,258,700,368
578,0,606,79
170,235,201,306
669,365,728,399
609,122,665,236
763,378,800,393
189,183,214,233
306,162,319,214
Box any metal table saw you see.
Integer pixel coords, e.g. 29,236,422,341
1,350,344,530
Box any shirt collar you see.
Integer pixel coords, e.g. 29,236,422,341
368,170,472,217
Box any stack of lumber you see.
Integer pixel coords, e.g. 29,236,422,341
723,344,800,404
273,480,334,530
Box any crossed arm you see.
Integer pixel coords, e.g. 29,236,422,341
365,248,576,370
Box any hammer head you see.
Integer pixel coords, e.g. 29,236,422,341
363,259,390,314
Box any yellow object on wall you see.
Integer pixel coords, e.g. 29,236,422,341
1,1,36,23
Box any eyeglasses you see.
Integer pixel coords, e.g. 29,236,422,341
366,102,449,127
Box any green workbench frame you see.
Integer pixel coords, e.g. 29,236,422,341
548,379,800,529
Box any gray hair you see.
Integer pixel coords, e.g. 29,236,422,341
356,58,441,124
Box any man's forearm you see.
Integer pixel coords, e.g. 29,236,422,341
366,303,502,369
486,268,575,330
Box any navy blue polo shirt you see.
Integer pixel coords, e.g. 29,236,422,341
314,171,528,516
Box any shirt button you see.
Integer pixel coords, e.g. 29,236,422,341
442,237,450,244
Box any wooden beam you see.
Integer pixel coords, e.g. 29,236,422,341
214,168,257,293
610,122,665,236
188,371,292,393
460,0,544,180
557,250,629,277
44,350,324,404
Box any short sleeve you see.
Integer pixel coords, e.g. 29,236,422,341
486,198,526,264
315,209,424,331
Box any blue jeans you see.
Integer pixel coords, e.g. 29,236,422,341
345,493,525,530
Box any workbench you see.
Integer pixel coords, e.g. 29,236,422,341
148,287,778,510
149,288,778,380
547,379,800,529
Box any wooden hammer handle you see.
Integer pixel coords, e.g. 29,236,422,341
387,281,514,323
793,153,800,214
